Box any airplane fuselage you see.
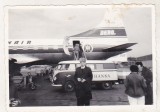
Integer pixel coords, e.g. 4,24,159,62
9,37,132,64
9,27,136,64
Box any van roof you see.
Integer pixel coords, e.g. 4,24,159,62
58,60,117,64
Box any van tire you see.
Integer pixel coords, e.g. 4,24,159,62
118,79,124,84
101,82,112,90
63,81,75,92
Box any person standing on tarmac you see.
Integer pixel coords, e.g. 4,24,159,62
74,58,93,106
136,62,153,105
124,65,147,105
9,75,21,107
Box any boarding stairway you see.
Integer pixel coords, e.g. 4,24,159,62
73,44,86,60
63,36,87,61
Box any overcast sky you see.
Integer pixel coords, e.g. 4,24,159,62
8,6,152,57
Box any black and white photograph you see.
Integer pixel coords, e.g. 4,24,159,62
6,5,155,108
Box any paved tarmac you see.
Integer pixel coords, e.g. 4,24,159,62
18,76,129,106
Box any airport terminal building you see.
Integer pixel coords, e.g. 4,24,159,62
128,54,152,70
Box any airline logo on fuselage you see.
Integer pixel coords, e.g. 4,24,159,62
100,30,116,36
84,44,93,52
70,28,127,37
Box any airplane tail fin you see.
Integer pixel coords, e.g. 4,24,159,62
96,8,124,28
70,8,126,38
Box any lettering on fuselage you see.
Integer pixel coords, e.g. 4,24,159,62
8,40,31,45
100,30,116,36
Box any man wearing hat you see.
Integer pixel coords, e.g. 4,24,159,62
74,58,93,106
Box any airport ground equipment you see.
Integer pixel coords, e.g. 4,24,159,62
51,60,119,92
12,75,37,90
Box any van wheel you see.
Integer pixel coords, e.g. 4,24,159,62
101,82,112,90
118,79,124,84
63,81,75,92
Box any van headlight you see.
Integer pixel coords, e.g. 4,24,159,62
53,76,57,81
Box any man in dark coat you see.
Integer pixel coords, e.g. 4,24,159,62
74,58,93,106
136,62,153,105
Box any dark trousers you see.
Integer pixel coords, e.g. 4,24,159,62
77,97,90,106
145,84,153,105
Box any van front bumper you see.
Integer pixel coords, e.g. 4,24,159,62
51,83,62,87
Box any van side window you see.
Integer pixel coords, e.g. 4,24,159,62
86,64,95,70
75,64,81,68
95,64,103,70
61,64,66,70
68,64,75,70
60,64,70,70
66,64,70,70
103,63,116,69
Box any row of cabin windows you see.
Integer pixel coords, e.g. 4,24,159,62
56,63,116,70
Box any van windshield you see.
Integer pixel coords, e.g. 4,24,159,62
55,64,75,70
55,62,117,70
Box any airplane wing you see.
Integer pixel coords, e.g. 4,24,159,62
9,54,59,67
103,43,137,52
9,54,41,64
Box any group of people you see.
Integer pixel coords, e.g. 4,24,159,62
9,57,153,106
74,58,153,106
124,62,153,105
